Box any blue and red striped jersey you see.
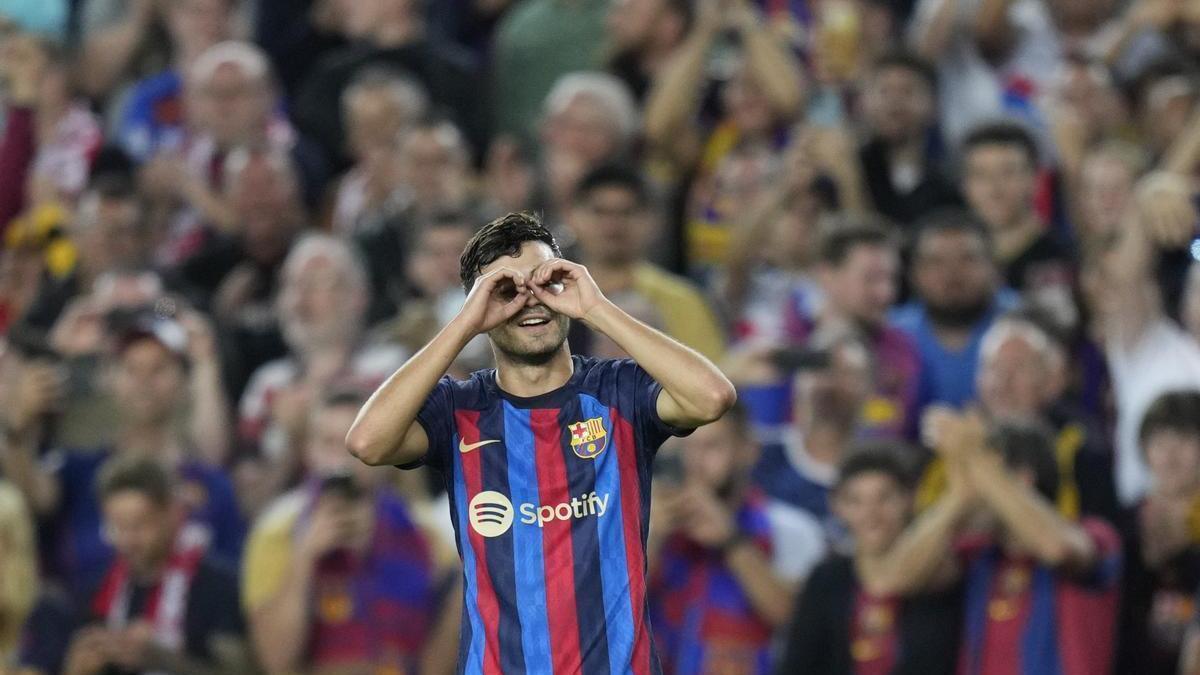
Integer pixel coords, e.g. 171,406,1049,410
411,356,691,675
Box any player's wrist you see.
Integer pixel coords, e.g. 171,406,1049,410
579,298,619,332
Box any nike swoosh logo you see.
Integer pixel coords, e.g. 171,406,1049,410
459,439,501,453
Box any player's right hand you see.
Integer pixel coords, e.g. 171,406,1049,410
457,267,530,335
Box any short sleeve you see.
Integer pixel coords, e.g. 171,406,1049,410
629,361,694,452
409,376,458,471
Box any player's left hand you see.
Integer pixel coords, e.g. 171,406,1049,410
528,260,608,322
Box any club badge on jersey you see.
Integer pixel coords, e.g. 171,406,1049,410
570,417,608,459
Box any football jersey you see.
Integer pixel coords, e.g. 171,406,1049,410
411,356,691,675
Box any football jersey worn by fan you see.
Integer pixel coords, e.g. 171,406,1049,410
407,356,693,675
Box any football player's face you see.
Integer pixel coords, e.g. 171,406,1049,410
481,241,570,364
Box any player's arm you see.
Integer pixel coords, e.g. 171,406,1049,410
530,261,737,429
347,268,530,466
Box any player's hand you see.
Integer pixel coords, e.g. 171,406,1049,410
457,267,530,336
528,260,607,323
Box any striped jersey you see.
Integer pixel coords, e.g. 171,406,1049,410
410,356,690,675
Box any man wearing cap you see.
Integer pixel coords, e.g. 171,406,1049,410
0,310,244,597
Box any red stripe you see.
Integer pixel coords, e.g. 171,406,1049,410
613,410,651,675
456,409,503,675
532,409,583,673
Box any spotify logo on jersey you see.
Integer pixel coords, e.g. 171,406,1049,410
468,491,514,537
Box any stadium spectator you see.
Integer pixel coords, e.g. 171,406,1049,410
644,0,804,282
531,72,641,223
364,211,486,365
197,147,309,397
0,34,102,235
330,70,430,235
1,312,242,595
775,443,961,675
857,51,961,227
0,481,73,674
718,162,825,347
110,0,236,161
813,219,921,440
63,457,247,674
235,235,405,513
1117,391,1200,675
648,404,824,674
605,0,692,102
565,163,724,361
1099,170,1200,506
243,390,460,674
914,311,1119,520
294,0,483,164
141,41,325,267
960,122,1076,331
16,175,147,332
879,413,1122,675
751,333,873,532
892,209,1015,409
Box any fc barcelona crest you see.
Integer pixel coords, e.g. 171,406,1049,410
570,418,608,459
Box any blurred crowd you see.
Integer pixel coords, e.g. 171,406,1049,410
0,0,1199,673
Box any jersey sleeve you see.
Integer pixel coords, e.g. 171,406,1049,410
623,359,695,453
408,376,457,471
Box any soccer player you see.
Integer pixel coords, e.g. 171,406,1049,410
346,212,737,674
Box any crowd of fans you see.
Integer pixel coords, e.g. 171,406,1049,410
0,0,1199,673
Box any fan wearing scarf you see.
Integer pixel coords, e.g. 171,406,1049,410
63,457,247,675
243,390,462,674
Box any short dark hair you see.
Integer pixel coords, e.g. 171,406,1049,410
817,216,898,267
988,420,1058,502
96,456,173,508
961,121,1039,168
835,441,917,492
573,163,650,208
1139,390,1200,448
911,207,993,260
459,212,562,291
870,49,937,93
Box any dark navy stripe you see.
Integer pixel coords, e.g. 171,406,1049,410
557,397,612,675
477,403,526,674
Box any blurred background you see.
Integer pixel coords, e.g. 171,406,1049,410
0,0,1199,673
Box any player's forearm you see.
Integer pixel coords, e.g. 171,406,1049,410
347,319,474,466
968,458,1095,569
725,542,796,627
584,301,736,426
859,489,969,596
421,579,463,675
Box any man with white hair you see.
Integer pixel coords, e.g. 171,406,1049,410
538,71,640,220
235,234,406,513
142,41,327,266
